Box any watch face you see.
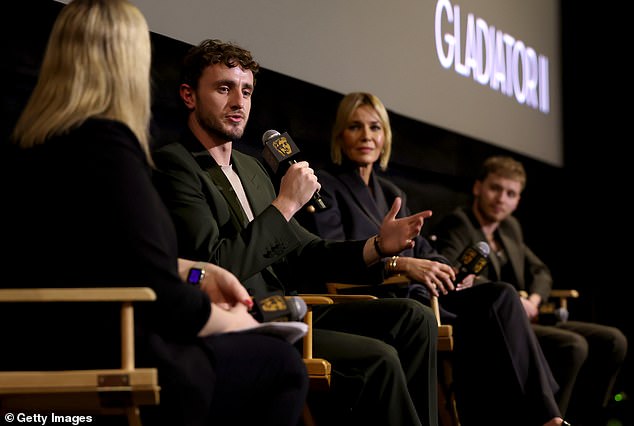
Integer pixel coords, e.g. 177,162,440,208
187,268,204,284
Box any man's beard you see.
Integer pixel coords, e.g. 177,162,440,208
200,114,244,142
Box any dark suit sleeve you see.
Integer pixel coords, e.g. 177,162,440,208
525,246,553,300
432,210,479,266
300,170,349,240
505,217,553,300
389,184,451,264
153,144,382,291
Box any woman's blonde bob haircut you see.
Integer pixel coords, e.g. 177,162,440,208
330,92,392,171
12,0,153,163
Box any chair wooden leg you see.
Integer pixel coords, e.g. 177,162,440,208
438,354,460,426
302,403,317,426
126,407,142,426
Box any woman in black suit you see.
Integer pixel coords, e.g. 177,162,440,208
297,92,571,426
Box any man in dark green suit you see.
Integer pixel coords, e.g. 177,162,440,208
152,38,440,426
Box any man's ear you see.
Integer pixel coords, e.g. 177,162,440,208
180,84,195,108
472,180,481,197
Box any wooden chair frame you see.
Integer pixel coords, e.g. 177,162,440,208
0,287,160,426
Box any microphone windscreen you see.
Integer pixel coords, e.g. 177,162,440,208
453,241,490,285
262,129,281,145
475,241,490,256
288,296,307,321
250,295,307,322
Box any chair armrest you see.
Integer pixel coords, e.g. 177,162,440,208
302,293,378,303
549,289,579,299
0,287,156,370
382,274,411,286
0,287,156,302
326,274,410,296
298,295,335,306
0,287,160,418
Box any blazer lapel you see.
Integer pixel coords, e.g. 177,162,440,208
497,226,525,288
486,237,502,280
465,208,502,280
205,164,249,227
338,170,384,228
187,141,249,228
231,153,267,216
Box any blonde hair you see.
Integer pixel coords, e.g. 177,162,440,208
478,155,527,190
331,92,392,171
11,0,152,163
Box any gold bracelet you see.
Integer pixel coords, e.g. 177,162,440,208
385,256,399,274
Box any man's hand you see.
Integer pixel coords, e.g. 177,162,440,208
521,297,540,321
272,161,321,221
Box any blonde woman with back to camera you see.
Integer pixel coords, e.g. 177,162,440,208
3,1,308,425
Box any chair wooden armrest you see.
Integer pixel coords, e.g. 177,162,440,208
0,287,160,426
325,273,409,296
547,289,579,312
303,293,378,303
519,288,580,316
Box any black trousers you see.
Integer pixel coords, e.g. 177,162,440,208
312,298,438,426
534,320,627,425
143,331,309,426
422,281,562,426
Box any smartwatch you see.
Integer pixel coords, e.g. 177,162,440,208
186,264,206,285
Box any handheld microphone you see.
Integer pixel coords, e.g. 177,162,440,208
261,130,327,213
250,294,308,322
453,241,490,284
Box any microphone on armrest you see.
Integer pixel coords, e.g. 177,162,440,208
250,294,308,322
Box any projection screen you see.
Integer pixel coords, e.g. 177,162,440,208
57,0,562,166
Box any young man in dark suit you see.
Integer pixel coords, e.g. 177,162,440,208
433,155,627,426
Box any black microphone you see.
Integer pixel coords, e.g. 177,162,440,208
453,241,490,284
250,294,308,322
261,130,327,213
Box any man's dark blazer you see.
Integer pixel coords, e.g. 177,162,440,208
433,206,552,300
152,131,382,300
433,206,628,421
